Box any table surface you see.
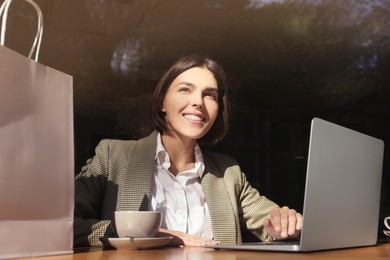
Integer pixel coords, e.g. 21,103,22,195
22,240,390,260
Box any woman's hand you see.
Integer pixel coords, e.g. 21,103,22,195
157,228,220,247
263,206,303,240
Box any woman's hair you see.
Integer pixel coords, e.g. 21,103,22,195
151,54,229,146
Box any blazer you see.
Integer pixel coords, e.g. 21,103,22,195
74,131,278,247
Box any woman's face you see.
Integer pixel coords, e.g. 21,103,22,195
162,67,219,142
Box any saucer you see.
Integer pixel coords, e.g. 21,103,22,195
100,236,172,250
383,230,390,237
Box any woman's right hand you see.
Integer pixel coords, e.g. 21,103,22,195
157,228,220,247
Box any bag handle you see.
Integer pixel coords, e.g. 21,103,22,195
0,0,43,61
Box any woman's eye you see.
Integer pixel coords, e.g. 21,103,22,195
179,87,190,92
205,92,218,100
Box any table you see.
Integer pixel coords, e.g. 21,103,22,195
25,240,390,260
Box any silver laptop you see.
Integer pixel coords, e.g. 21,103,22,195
207,117,384,252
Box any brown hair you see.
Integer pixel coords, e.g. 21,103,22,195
151,54,229,146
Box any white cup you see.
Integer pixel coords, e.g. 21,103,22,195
385,216,390,230
112,211,162,238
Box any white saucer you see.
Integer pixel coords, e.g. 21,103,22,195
383,230,390,237
100,236,172,250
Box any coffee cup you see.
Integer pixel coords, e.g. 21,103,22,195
384,216,390,230
112,211,162,238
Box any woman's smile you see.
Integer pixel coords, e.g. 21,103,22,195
183,114,205,122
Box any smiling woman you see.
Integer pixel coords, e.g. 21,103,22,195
73,54,302,248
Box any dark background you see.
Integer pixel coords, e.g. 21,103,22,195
4,0,390,238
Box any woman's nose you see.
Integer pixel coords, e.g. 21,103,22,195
191,93,204,108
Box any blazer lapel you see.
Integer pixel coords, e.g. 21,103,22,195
120,131,157,211
202,154,238,243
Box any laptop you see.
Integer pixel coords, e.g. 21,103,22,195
207,117,384,252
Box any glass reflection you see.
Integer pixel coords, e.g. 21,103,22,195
11,0,386,233
111,38,148,74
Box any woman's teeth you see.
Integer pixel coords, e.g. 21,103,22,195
184,115,204,121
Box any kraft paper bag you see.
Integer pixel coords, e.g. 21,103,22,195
0,0,74,258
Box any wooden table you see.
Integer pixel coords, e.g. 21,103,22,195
25,240,390,260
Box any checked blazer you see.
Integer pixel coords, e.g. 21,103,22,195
74,131,278,247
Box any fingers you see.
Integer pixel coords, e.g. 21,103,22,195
264,206,302,240
292,211,303,236
179,235,219,247
158,228,220,247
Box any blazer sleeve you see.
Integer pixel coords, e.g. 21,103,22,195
237,169,279,242
205,151,279,242
73,139,116,247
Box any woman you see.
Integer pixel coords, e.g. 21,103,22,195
74,54,302,247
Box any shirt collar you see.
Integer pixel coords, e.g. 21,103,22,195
155,132,205,178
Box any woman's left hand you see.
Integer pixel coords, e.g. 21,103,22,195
157,228,220,247
263,206,303,240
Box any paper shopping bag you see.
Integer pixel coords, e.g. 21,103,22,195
0,1,74,258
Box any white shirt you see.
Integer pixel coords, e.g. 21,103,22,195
150,133,213,239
